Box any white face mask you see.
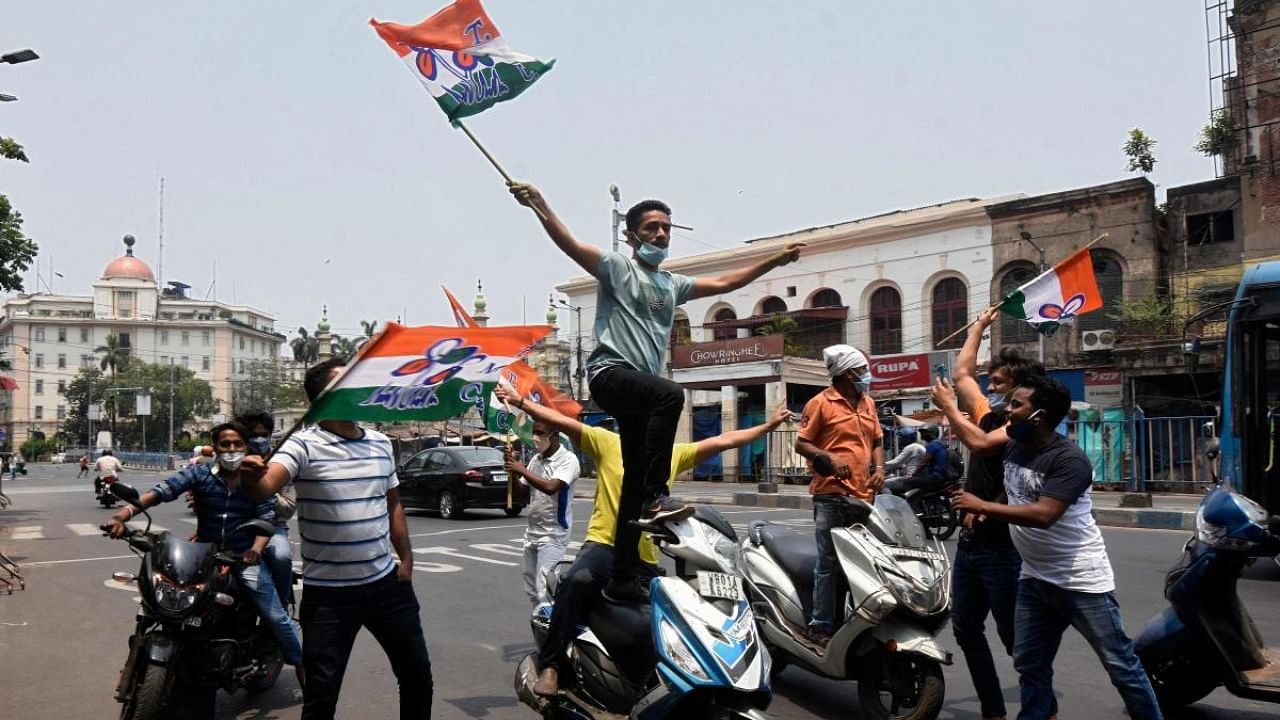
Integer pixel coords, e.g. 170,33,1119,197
534,435,552,454
218,451,245,471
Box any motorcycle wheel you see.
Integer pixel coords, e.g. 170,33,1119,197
856,653,944,720
927,498,958,541
245,656,284,693
126,663,168,720
1144,654,1217,709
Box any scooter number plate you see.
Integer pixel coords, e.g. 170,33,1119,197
697,571,742,601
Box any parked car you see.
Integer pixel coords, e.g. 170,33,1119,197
49,452,68,463
397,446,523,520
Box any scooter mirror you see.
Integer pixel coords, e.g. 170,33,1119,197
110,482,142,505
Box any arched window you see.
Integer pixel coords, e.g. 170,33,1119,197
932,277,968,350
760,296,787,315
712,307,737,341
810,288,842,308
670,312,691,347
869,286,902,356
1078,254,1123,331
999,263,1039,344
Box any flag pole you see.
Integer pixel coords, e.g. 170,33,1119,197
454,119,548,221
502,398,517,510
933,233,1110,349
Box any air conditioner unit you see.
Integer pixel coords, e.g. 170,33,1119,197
1080,328,1116,352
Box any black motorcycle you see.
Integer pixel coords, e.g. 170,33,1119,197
102,483,286,720
97,475,120,508
886,479,960,541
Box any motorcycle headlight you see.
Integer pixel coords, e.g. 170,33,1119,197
152,574,203,613
659,619,710,682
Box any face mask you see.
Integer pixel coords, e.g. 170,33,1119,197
1006,410,1044,443
987,392,1009,413
852,371,873,393
534,436,551,454
635,241,668,267
218,451,245,471
248,436,271,456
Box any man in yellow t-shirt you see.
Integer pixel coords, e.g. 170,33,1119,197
496,381,792,696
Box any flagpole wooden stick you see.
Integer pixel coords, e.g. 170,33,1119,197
503,398,516,510
932,232,1110,349
454,119,549,221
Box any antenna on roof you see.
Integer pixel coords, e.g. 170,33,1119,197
157,177,165,288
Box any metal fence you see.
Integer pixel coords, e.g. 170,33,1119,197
749,415,1216,493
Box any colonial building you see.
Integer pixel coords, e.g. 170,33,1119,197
0,236,285,447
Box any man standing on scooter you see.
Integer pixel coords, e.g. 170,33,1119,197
951,375,1162,720
794,345,884,649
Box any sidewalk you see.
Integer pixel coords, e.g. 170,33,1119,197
572,477,1202,531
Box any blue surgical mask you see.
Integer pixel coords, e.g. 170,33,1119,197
248,436,271,456
852,371,873,393
987,392,1009,413
635,241,668,267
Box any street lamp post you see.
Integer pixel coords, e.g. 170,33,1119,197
1,48,39,104
556,300,585,402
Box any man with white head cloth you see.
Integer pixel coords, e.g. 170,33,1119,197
793,344,885,649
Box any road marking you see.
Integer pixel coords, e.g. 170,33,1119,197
413,560,463,573
408,523,522,539
415,546,518,566
469,543,525,557
67,523,103,536
24,554,135,567
11,526,43,540
179,517,198,525
717,509,794,515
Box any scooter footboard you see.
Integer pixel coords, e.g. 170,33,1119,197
866,619,952,665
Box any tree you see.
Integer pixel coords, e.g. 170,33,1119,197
290,327,318,365
64,363,217,451
232,359,306,417
331,334,359,361
1123,128,1158,175
358,319,379,349
755,316,802,356
0,136,38,293
1194,109,1238,157
96,334,130,444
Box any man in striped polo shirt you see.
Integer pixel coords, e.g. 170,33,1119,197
243,357,432,720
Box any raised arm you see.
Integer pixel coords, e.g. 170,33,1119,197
954,307,998,412
494,380,585,446
238,456,293,501
931,378,1009,455
690,243,804,300
694,405,793,464
509,182,602,277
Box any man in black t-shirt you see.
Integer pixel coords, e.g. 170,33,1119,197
931,308,1047,720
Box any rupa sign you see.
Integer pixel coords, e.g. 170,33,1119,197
869,353,932,391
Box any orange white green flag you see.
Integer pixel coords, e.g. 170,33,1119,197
997,248,1103,337
370,0,554,122
304,322,550,423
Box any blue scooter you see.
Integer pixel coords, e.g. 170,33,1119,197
1134,484,1280,708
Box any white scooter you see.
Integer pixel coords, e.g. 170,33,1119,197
739,493,952,720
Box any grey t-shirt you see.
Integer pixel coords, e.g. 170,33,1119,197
586,251,695,378
1003,435,1115,593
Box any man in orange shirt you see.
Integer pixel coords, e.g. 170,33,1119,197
795,344,885,648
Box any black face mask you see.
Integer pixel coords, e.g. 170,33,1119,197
1006,410,1044,443
248,436,271,456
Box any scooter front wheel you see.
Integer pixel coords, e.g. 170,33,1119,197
1143,653,1218,709
856,652,944,720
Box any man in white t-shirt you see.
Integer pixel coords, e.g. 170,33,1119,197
505,420,581,611
952,375,1161,720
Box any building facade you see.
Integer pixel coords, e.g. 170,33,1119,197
0,237,285,447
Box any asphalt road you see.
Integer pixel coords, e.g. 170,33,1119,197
1,464,1277,719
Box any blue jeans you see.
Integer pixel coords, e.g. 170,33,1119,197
300,571,432,720
1013,578,1163,720
264,526,293,606
810,497,850,633
951,540,1027,719
237,561,303,666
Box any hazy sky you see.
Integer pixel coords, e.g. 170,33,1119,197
3,1,1214,346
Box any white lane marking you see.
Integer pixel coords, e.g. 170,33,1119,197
469,543,525,557
102,578,138,593
413,560,463,573
11,526,42,540
67,523,103,536
179,517,198,525
127,523,168,533
716,509,795,515
408,523,521,539
415,546,518,566
24,554,135,567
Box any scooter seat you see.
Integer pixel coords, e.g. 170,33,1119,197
753,523,819,607
587,599,657,678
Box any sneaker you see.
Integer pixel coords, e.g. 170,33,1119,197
532,666,559,696
640,496,695,524
806,628,832,650
602,576,650,604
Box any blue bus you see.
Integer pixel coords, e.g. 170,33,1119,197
1219,261,1280,514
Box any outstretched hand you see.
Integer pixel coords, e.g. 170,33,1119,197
773,242,805,267
770,405,795,427
508,182,546,212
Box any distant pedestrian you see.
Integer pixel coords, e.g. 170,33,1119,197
78,453,90,478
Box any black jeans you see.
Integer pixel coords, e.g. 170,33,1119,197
299,572,433,720
536,541,658,671
950,538,1025,719
588,365,684,577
